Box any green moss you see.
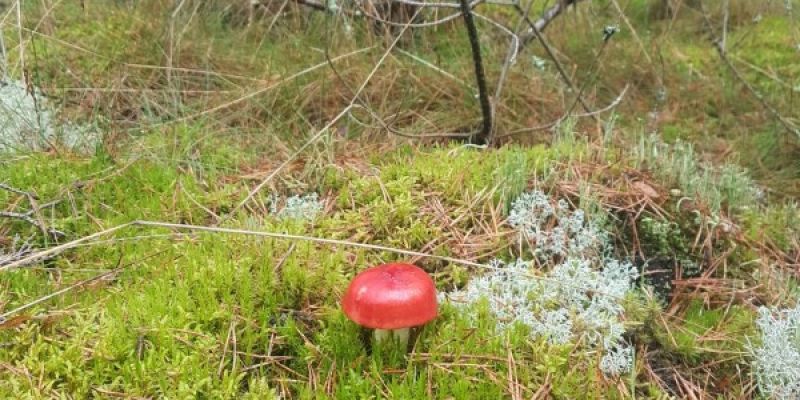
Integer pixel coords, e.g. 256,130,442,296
637,216,691,257
660,124,692,143
655,300,755,363
0,142,619,398
741,202,800,250
3,0,799,396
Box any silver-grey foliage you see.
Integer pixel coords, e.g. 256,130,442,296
268,193,324,221
442,190,639,376
751,304,800,399
0,79,98,153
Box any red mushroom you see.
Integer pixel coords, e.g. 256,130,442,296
342,263,438,346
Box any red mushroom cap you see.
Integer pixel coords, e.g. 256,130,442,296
342,263,438,330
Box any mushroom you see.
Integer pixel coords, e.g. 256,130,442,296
342,262,438,347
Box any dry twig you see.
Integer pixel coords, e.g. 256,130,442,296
698,1,800,140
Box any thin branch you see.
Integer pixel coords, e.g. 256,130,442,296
137,221,486,267
0,220,483,274
513,2,597,118
489,0,531,136
0,236,34,268
15,0,25,73
290,0,328,11
473,13,519,63
225,106,353,221
0,183,38,199
322,10,480,140
699,1,800,140
1,183,64,240
0,211,63,239
459,0,492,144
1,219,731,338
146,46,374,129
572,84,629,118
496,84,629,138
497,28,619,139
396,48,467,85
375,0,463,9
351,104,478,139
0,251,165,325
519,0,582,47
358,5,464,28
607,0,665,93
559,33,615,121
721,0,729,50
0,24,8,80
0,222,134,272
218,12,418,222
713,42,799,139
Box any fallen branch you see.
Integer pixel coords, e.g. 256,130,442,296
0,221,483,274
0,223,134,272
0,211,65,239
0,236,34,268
0,219,726,334
1,183,65,240
0,183,38,199
0,251,166,325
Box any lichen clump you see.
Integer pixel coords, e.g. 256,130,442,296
268,193,324,221
751,303,800,399
442,190,639,376
0,79,97,152
507,190,607,258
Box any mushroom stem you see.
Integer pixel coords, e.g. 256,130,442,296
374,328,410,347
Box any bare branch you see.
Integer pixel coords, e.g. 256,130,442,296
0,236,34,269
512,2,596,119
459,0,492,144
519,0,583,47
291,0,328,11
698,2,800,140
321,8,480,140
0,251,167,325
496,84,629,138
396,48,467,85
357,2,471,28
0,183,39,199
218,13,420,222
489,0,531,137
0,223,135,273
1,183,64,240
1,211,40,230
252,0,327,11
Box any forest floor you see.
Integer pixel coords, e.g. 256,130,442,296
1,1,799,398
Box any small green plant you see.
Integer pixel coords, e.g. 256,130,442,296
638,216,689,256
